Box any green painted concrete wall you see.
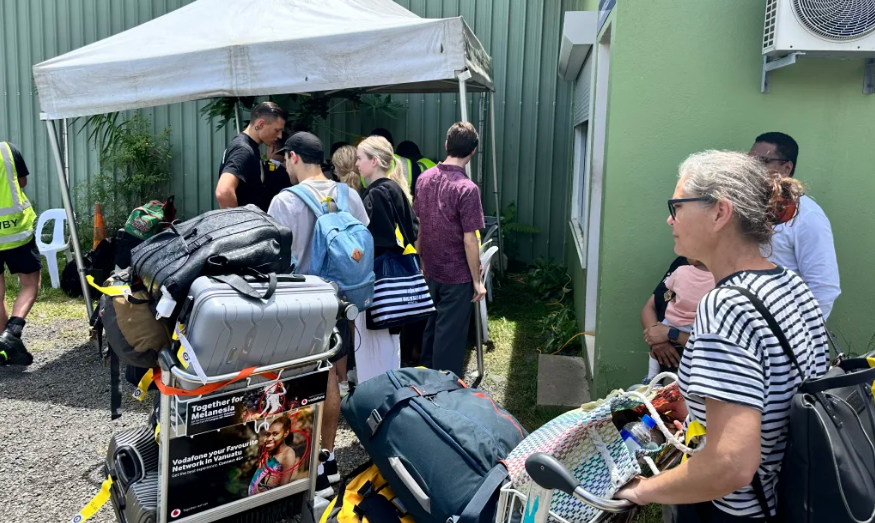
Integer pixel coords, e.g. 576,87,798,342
0,0,583,263
584,1,875,395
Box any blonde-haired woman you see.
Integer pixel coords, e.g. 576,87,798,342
353,136,419,384
331,145,362,194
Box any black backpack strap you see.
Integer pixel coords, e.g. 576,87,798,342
726,286,804,376
450,464,508,523
728,287,796,522
210,273,278,301
751,474,775,522
109,348,122,420
367,379,466,436
353,480,404,523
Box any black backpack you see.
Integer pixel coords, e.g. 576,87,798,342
731,287,875,523
130,205,294,306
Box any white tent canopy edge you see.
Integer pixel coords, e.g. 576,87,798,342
33,0,503,323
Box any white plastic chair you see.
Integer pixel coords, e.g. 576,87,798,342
479,246,499,338
479,238,495,258
35,209,71,288
482,224,499,246
473,246,500,382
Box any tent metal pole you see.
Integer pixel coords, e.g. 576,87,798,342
457,70,483,381
457,71,472,179
476,94,486,188
62,118,69,183
489,93,505,278
46,119,93,318
234,100,242,134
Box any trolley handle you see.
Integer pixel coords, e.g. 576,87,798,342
160,328,342,384
525,453,636,513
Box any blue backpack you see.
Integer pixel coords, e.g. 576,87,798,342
287,183,375,310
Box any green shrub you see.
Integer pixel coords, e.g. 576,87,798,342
75,112,173,248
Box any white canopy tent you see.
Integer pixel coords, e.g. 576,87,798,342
33,0,503,320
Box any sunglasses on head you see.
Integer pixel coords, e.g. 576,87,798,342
668,197,715,219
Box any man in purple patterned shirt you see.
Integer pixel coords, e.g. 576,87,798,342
414,122,486,377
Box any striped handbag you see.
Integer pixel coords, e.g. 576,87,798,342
365,251,435,330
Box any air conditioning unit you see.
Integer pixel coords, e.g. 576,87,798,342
763,0,875,57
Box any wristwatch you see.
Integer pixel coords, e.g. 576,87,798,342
668,327,680,342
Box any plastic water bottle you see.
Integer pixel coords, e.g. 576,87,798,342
621,414,658,453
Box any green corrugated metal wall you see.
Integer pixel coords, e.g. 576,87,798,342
0,0,581,262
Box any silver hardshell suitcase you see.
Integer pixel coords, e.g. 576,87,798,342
180,274,339,381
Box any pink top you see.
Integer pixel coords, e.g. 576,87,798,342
664,265,716,328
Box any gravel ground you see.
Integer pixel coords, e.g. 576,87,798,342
0,315,488,523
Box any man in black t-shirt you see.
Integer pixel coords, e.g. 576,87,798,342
216,102,287,211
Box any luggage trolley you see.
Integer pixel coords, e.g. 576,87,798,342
143,326,346,523
101,273,358,523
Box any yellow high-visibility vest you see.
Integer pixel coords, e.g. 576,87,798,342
0,142,36,251
417,158,437,172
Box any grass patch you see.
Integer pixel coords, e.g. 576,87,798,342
479,274,574,431
3,261,89,326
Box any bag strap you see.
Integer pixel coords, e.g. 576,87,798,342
728,286,800,522
152,366,257,397
210,273,278,301
367,379,466,436
288,185,326,217
451,464,509,523
802,365,875,393
109,349,122,420
751,474,774,523
726,286,804,376
334,183,350,213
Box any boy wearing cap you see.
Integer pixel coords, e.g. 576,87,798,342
268,132,369,498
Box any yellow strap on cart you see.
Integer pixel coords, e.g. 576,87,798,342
86,275,130,296
133,368,154,401
69,476,113,522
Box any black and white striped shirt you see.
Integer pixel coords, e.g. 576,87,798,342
678,267,829,518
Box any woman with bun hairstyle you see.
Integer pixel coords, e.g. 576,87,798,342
616,151,829,522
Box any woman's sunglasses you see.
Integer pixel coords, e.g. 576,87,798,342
668,197,714,220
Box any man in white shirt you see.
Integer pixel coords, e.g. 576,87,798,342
268,132,370,498
749,132,841,319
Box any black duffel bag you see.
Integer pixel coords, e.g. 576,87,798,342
130,205,294,305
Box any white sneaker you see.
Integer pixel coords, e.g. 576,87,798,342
338,381,350,399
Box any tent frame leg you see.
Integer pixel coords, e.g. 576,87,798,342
489,94,505,278
46,119,93,319
457,71,473,179
458,70,485,382
234,100,243,133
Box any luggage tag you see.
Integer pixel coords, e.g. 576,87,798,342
174,323,209,385
133,368,154,401
69,475,113,522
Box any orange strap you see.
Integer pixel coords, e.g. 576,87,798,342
152,367,280,397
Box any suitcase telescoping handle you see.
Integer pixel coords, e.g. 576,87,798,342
525,453,635,514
